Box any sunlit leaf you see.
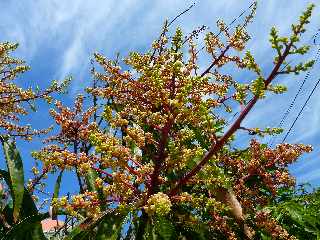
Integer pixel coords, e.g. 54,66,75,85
1,139,25,222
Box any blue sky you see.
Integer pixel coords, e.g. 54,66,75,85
1,0,320,198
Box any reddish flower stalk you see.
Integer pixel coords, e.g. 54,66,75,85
91,165,113,178
148,119,173,196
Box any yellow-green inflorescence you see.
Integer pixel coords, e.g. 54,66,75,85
144,192,172,216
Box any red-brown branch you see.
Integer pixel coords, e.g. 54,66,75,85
218,94,234,104
148,120,173,196
200,45,231,77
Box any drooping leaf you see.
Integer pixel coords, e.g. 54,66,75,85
155,217,175,240
85,168,101,194
95,211,126,240
84,169,105,211
53,170,63,201
65,209,123,240
0,169,46,240
142,219,155,240
1,212,49,240
51,170,63,219
1,139,24,222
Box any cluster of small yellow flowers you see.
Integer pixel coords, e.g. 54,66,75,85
82,7,279,228
32,146,94,172
185,40,198,74
31,166,40,175
177,127,195,142
124,126,146,148
33,89,149,211
89,131,131,168
102,182,134,201
192,163,232,190
144,192,172,216
204,32,225,56
110,113,129,128
171,192,192,203
166,146,205,171
136,163,154,175
275,143,313,164
94,177,104,188
52,191,101,218
78,162,92,175
179,193,228,215
0,42,68,139
90,31,237,149
205,197,227,211
101,105,112,121
239,126,284,137
228,26,251,52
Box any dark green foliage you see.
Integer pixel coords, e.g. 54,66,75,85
0,139,47,240
267,186,320,239
65,209,126,240
1,138,25,222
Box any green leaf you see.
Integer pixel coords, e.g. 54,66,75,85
260,232,272,240
1,204,14,226
96,211,126,240
53,170,63,200
283,203,304,222
155,217,175,240
0,170,46,240
84,169,105,211
65,209,122,240
51,170,63,219
65,217,100,240
85,169,98,193
142,219,155,240
1,139,25,222
1,213,49,240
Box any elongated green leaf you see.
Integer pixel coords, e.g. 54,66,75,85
65,209,120,240
142,219,155,240
1,140,24,222
1,213,49,240
1,204,13,226
53,170,63,200
51,170,63,219
260,232,272,240
96,210,127,240
85,169,98,193
0,170,46,240
85,169,105,210
155,217,175,240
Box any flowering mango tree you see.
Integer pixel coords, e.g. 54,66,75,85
0,2,318,240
